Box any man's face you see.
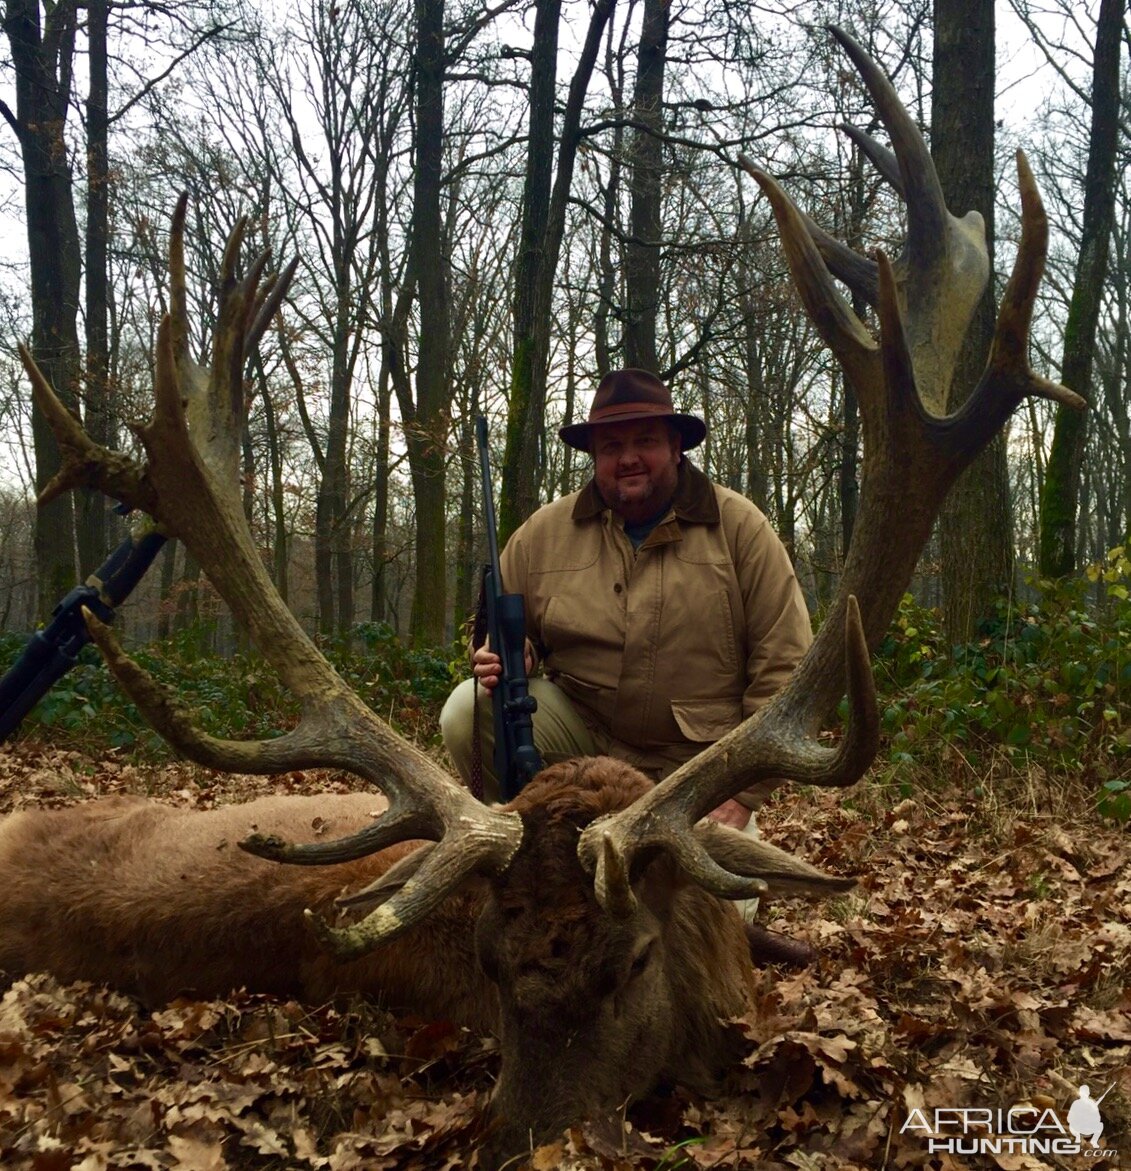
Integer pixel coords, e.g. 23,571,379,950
591,418,682,524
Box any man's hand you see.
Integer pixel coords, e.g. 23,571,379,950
472,639,537,692
706,798,751,830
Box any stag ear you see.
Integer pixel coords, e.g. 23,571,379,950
692,823,855,898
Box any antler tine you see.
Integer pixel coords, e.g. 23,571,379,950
248,256,300,355
984,152,1084,413
169,193,191,369
828,26,946,270
300,802,524,958
737,156,876,383
803,212,880,307
935,152,1085,461
838,122,903,197
827,25,988,413
18,344,153,511
20,199,526,955
600,832,637,919
238,763,522,962
739,154,882,309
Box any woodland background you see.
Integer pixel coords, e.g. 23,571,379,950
0,2,1129,1168
0,0,1128,653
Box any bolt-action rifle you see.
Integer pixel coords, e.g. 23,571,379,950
0,517,167,743
476,417,543,800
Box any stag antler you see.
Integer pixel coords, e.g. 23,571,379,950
21,194,522,956
578,26,1085,911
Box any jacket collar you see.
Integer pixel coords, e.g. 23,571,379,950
571,460,719,524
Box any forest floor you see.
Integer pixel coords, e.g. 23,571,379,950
0,740,1127,1171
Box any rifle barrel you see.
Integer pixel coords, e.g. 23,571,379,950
476,416,503,585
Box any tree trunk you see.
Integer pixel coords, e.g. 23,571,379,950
839,367,859,557
500,0,616,541
370,367,393,625
1037,0,1124,577
258,366,289,605
453,409,478,632
405,0,450,646
503,0,561,541
1105,204,1131,542
932,0,1013,643
623,0,668,373
174,552,202,639
4,0,83,619
839,146,869,557
157,539,176,642
80,0,111,575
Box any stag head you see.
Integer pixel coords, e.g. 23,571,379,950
18,25,1081,1165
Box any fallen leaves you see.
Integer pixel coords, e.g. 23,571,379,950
0,973,497,1169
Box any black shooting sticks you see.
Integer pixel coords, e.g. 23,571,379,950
0,523,167,743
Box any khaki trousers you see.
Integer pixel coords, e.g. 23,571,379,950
439,677,597,805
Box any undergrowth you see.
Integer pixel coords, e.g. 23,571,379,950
873,548,1130,820
0,619,454,758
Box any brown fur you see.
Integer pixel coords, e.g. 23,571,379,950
0,791,495,1029
482,759,754,1160
0,758,754,1163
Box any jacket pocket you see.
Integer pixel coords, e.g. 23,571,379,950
555,672,616,726
671,698,743,743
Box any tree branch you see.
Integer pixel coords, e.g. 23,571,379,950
110,22,237,126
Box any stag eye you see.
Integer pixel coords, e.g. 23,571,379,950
628,939,655,978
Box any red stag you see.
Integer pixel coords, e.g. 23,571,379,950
0,27,1079,1166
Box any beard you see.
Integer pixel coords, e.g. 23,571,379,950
613,475,654,507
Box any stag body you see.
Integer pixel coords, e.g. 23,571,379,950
0,790,489,1020
0,758,760,1153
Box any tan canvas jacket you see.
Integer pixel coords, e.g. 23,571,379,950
500,461,812,778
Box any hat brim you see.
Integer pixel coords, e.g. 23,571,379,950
559,411,706,452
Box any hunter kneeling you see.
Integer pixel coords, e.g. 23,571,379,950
442,369,813,958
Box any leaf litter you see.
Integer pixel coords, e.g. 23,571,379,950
0,741,1126,1169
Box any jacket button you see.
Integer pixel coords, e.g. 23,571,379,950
613,583,623,594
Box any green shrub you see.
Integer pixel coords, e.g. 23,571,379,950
3,556,1126,815
875,548,1130,814
0,621,459,759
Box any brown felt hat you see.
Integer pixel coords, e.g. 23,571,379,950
558,369,707,452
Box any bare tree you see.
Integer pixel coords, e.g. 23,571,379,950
622,0,668,372
1037,0,1126,575
932,0,1016,642
400,0,451,646
2,0,82,618
500,0,616,539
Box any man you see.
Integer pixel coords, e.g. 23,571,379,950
441,368,812,834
